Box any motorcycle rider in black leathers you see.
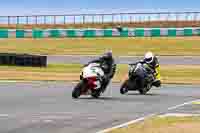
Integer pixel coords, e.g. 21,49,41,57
137,51,161,88
86,51,116,92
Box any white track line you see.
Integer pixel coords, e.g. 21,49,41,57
0,80,37,83
0,80,23,83
0,114,9,117
96,99,200,133
158,113,200,118
96,114,155,133
167,99,200,110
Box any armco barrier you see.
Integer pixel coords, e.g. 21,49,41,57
0,53,47,67
0,28,200,38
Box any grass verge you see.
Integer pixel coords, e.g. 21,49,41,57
0,38,200,56
0,64,200,84
109,116,200,133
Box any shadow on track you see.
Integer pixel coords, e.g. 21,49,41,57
78,97,120,101
73,93,160,103
126,92,159,96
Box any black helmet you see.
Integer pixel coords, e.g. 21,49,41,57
102,50,113,61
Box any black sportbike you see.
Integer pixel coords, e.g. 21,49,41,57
120,63,155,95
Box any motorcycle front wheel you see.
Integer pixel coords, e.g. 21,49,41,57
120,80,129,94
91,90,100,98
72,81,84,99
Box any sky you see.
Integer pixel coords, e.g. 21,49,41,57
0,0,200,15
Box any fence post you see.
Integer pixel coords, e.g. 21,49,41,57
17,16,19,25
157,13,161,20
120,14,123,23
83,15,85,24
102,15,104,24
139,15,141,23
129,15,132,23
176,13,179,21
112,15,114,23
64,16,66,24
8,16,10,25
194,13,197,21
44,16,46,24
185,13,189,21
167,13,170,21
73,16,76,24
35,16,38,25
26,16,29,24
92,15,94,24
54,16,56,24
148,15,151,22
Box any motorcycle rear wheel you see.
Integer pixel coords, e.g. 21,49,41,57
138,88,148,95
138,84,151,95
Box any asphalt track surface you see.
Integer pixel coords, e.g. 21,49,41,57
0,82,199,133
48,55,200,65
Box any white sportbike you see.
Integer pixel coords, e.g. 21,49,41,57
72,63,105,99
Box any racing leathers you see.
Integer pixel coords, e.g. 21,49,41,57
138,56,161,87
87,56,116,92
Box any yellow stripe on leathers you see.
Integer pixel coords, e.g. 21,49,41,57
155,65,161,80
192,101,200,105
142,63,161,80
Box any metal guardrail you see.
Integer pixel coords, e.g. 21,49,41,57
0,12,200,25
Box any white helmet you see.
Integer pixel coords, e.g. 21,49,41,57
144,51,154,64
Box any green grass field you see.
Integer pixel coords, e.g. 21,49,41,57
0,37,200,56
0,37,200,83
0,64,200,84
109,116,200,133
